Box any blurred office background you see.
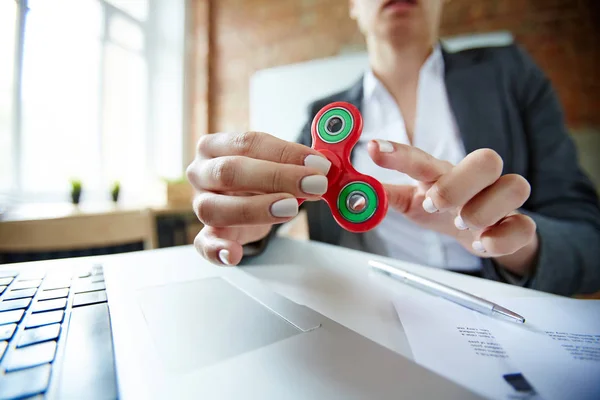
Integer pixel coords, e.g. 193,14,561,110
1,0,599,262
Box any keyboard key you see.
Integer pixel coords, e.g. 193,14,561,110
0,277,13,286
77,270,92,278
0,363,51,399
0,341,7,359
0,324,17,341
11,280,42,290
74,281,105,294
4,288,37,300
91,275,105,283
32,298,67,313
42,279,71,290
38,288,69,301
0,310,24,325
17,272,45,281
0,271,18,278
18,324,61,348
54,303,118,399
0,286,6,295
0,298,32,312
73,290,107,307
4,341,57,372
25,310,64,329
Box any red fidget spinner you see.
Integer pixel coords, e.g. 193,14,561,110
298,101,388,232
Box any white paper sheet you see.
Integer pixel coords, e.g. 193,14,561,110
393,295,600,400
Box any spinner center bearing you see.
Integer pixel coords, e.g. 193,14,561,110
337,182,378,223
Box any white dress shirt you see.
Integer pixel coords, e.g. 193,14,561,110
350,45,482,271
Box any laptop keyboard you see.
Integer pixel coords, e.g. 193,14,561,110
0,264,110,399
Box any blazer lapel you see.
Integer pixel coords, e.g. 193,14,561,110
343,77,364,112
341,78,365,163
442,47,511,169
343,53,511,169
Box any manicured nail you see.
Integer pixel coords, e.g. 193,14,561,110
304,154,331,175
454,215,468,230
301,175,328,195
270,198,299,218
375,139,394,153
472,241,486,253
218,249,232,265
422,197,438,213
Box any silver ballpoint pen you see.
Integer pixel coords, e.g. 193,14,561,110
369,260,525,324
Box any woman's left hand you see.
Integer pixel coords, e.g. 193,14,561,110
368,139,539,276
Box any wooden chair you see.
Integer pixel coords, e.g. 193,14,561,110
0,209,156,260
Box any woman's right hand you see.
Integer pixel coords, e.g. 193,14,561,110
186,131,331,266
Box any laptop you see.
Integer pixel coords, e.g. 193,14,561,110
0,245,482,399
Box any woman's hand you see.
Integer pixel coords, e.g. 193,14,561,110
368,139,539,277
186,131,331,266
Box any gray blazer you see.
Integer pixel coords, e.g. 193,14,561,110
248,43,600,297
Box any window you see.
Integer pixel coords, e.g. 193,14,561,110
21,0,103,196
3,0,186,204
0,0,17,193
105,0,148,21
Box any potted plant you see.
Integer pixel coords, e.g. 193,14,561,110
111,181,120,203
70,179,82,204
162,177,193,206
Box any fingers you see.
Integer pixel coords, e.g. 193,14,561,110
196,131,331,172
193,192,299,227
383,184,418,214
194,225,272,266
367,140,453,183
423,148,504,213
473,213,537,256
188,156,328,198
458,174,531,230
194,227,244,266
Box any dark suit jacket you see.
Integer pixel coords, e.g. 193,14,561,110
249,43,600,297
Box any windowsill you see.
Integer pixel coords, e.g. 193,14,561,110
0,198,193,223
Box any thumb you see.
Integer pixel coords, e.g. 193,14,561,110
383,184,418,214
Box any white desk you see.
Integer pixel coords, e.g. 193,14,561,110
237,237,556,359
98,236,555,363
0,236,560,399
2,236,556,360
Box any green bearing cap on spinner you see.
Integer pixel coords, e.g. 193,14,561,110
316,107,354,144
337,182,378,223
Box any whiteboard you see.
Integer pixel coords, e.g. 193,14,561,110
249,31,513,144
249,52,369,143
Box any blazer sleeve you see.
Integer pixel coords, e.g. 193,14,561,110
499,45,600,296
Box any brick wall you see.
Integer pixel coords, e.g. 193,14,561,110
189,0,600,148
441,0,600,131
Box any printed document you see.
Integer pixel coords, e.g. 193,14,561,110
393,296,600,400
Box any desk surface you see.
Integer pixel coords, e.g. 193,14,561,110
0,201,193,223
0,236,556,360
92,236,555,361
239,237,556,358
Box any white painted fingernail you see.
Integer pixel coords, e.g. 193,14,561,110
472,241,487,253
454,215,469,230
376,139,394,153
301,175,328,195
422,197,438,213
270,198,298,218
218,249,232,265
304,154,331,175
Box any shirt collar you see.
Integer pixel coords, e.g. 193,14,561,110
362,42,444,102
